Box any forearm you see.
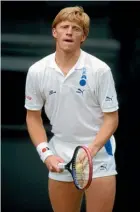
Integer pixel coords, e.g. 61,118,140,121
26,115,48,147
90,112,119,156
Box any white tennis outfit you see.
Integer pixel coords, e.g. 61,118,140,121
25,50,119,181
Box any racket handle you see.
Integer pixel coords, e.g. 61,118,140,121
58,163,66,170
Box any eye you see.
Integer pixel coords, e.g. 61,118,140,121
61,25,68,29
73,27,81,32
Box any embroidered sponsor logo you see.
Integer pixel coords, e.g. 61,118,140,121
42,148,47,153
49,90,56,95
100,163,107,171
76,88,85,95
105,96,113,101
79,67,87,86
26,95,32,100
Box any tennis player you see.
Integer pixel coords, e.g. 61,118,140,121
25,6,119,212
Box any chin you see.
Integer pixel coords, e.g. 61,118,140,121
61,46,76,53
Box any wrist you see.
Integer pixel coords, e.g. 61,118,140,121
36,142,54,163
88,143,99,157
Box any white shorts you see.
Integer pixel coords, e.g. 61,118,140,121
48,136,117,182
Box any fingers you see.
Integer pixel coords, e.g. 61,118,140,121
56,156,64,163
44,155,65,173
49,166,57,172
49,166,53,172
78,153,86,163
48,164,62,173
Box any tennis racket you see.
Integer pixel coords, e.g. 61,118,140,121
58,145,93,190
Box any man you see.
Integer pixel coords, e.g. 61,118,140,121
25,6,119,212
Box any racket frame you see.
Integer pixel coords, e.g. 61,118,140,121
58,145,93,190
72,145,93,190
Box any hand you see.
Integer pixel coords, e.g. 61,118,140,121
44,155,64,173
87,143,98,157
77,145,95,163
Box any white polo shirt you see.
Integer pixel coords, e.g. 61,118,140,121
25,50,119,147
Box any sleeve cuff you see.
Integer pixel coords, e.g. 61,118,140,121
24,104,43,110
102,106,119,113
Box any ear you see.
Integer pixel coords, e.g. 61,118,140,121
52,28,57,39
81,34,86,43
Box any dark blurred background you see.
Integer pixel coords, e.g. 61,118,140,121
1,1,140,212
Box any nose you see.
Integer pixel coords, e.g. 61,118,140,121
66,26,73,35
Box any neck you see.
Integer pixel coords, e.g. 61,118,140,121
55,48,81,71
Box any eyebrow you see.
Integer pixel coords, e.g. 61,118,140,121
61,24,81,29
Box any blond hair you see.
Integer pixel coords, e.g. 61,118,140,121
52,6,90,37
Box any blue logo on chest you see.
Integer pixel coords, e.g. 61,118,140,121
79,67,87,86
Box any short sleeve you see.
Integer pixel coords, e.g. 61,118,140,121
24,67,44,110
97,67,119,112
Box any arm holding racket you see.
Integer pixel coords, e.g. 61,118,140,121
45,155,64,172
26,110,64,172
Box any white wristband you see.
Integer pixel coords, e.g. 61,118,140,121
40,150,54,162
36,142,53,163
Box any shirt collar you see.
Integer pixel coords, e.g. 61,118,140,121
47,49,89,70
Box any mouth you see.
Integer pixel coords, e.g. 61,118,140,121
63,39,74,43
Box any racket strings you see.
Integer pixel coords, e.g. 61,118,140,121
74,149,90,189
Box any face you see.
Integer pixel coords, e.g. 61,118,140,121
52,21,86,53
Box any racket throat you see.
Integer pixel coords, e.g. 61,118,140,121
65,164,72,174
